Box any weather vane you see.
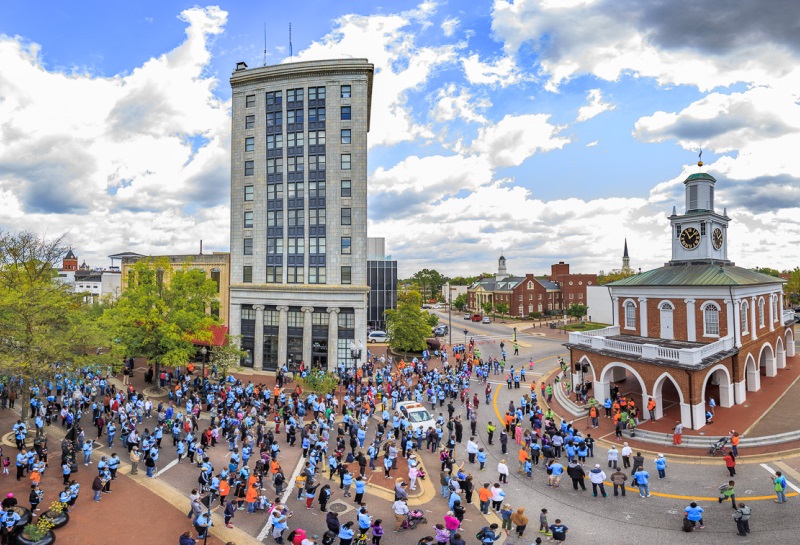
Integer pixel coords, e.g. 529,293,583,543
698,149,703,168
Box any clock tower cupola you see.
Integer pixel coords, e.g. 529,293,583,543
668,162,731,265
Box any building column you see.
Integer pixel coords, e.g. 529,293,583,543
354,304,367,367
733,380,746,403
229,303,242,337
253,305,265,370
277,305,289,367
327,307,340,372
301,306,314,368
732,300,742,347
638,297,648,336
750,297,757,341
763,349,777,377
769,294,776,332
612,297,619,327
685,299,696,341
778,346,787,368
719,381,735,407
690,402,706,430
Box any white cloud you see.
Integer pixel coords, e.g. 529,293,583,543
469,114,570,168
431,84,491,124
441,16,460,37
576,89,615,122
291,2,461,148
461,53,522,87
0,6,232,262
586,140,598,147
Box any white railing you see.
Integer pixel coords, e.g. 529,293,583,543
783,309,796,326
582,325,620,337
569,330,735,367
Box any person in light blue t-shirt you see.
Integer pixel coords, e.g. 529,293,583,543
633,469,650,497
684,502,704,529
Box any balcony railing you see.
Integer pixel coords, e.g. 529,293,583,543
569,330,735,367
783,309,796,326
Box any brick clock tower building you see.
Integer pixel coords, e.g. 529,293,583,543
567,166,796,429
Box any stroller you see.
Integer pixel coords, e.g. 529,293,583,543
709,436,728,456
401,510,428,529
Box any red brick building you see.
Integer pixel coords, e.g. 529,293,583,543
566,168,794,429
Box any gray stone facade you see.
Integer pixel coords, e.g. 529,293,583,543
229,59,373,371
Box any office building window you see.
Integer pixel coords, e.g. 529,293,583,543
287,109,304,124
288,238,304,254
312,312,329,326
309,208,326,226
288,156,304,173
266,91,282,105
267,183,283,200
242,266,253,283
245,115,255,129
308,86,326,100
287,132,304,148
287,266,304,284
287,182,304,199
241,307,256,320
341,208,351,225
267,238,284,255
309,181,325,197
267,158,283,174
266,266,282,284
267,112,282,126
288,311,304,328
243,238,253,255
341,266,352,285
309,266,326,284
309,130,326,146
341,129,351,144
341,85,351,98
741,300,749,334
310,237,326,254
341,154,351,170
267,210,283,227
245,94,256,108
244,185,254,202
287,209,304,227
244,160,254,176
264,310,279,326
287,88,304,102
341,180,351,197
704,303,720,336
267,134,283,150
341,106,351,120
341,237,351,254
309,108,327,122
243,211,253,228
309,155,326,171
245,137,255,152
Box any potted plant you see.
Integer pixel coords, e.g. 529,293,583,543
14,518,55,545
39,501,69,529
9,506,31,528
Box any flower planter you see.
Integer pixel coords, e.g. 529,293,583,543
10,507,32,528
40,510,69,529
13,530,56,545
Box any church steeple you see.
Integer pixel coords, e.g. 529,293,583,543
622,239,631,272
496,254,508,281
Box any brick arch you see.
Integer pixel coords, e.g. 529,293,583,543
758,342,777,377
744,353,759,392
598,361,649,402
701,363,733,409
787,328,796,357
576,355,597,383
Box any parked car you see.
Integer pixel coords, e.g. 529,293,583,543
482,316,491,324
433,325,449,337
368,331,388,343
463,313,471,320
432,303,443,309
471,314,482,322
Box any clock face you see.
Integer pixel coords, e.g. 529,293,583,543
712,228,723,250
680,227,700,250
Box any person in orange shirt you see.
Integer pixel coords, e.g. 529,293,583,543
245,481,259,513
477,483,492,514
504,413,514,431
730,431,740,457
219,478,231,505
588,406,599,429
647,398,657,422
612,401,620,414
518,448,529,473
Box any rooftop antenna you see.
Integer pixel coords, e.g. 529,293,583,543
263,23,267,67
289,22,293,58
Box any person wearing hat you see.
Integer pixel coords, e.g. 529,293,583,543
621,443,632,469
655,454,667,479
589,464,608,497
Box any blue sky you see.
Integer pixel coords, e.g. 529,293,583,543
1,1,799,277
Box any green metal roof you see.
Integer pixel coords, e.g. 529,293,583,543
685,172,716,183
609,263,785,287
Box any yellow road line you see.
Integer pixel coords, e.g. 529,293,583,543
491,357,797,501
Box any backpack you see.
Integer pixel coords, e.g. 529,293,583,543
476,527,487,541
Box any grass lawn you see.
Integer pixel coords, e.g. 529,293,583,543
564,321,609,331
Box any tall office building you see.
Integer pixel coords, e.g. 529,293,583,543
229,59,374,371
367,237,397,331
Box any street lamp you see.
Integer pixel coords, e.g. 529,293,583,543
448,286,456,346
513,326,517,342
463,328,468,347
200,346,207,385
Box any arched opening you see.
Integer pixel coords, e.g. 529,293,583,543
652,372,685,422
571,356,598,403
599,362,647,411
759,343,777,378
787,328,796,358
702,364,734,410
744,354,760,392
776,336,786,369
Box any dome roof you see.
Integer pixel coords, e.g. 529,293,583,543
684,172,716,183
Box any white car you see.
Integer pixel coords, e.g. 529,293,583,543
482,316,491,324
368,331,388,343
396,401,435,432
432,303,443,309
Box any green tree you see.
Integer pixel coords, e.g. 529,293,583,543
104,258,220,391
785,268,800,306
411,269,448,302
0,232,112,423
453,293,467,311
754,267,781,277
495,302,509,317
449,275,481,286
385,290,431,358
597,269,636,285
297,369,340,396
426,312,439,328
210,335,248,379
481,301,494,318
566,304,588,319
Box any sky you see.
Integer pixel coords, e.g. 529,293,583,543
1,0,799,278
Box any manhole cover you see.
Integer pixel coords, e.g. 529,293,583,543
329,502,348,513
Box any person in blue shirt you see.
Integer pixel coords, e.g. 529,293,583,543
684,502,704,529
633,469,651,498
655,454,667,479
548,461,564,488
338,521,355,545
342,470,354,497
15,450,27,482
108,454,121,480
477,448,487,470
82,440,93,466
357,507,372,535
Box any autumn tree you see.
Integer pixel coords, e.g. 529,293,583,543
104,258,220,392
